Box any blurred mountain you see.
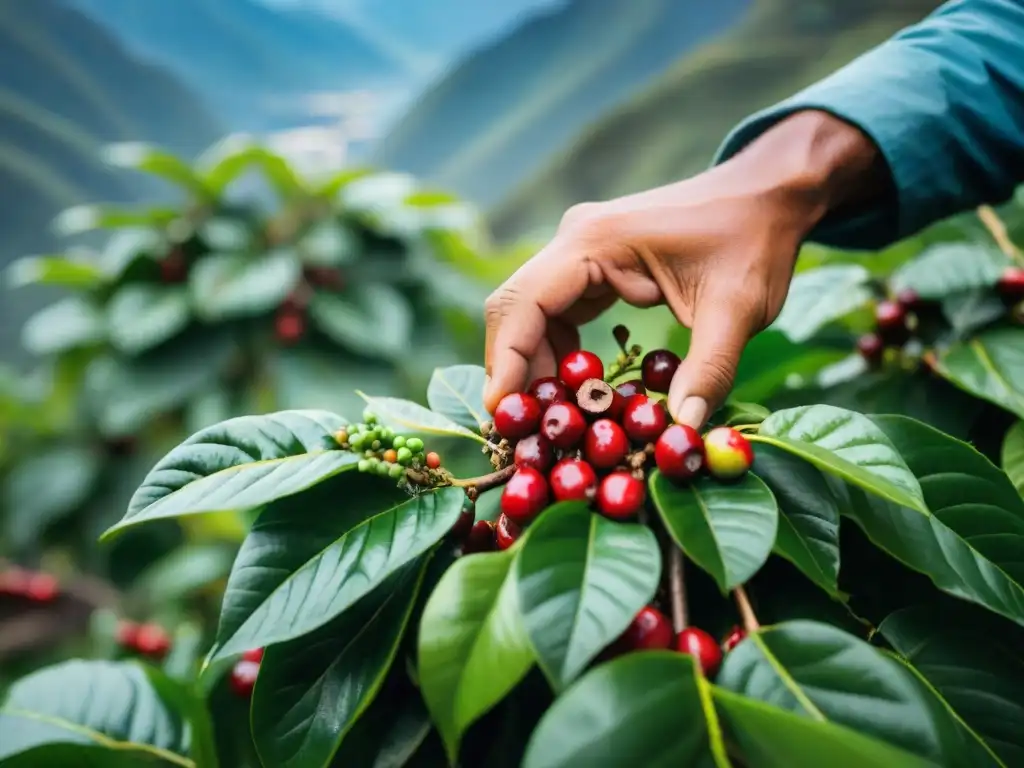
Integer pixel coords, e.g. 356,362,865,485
490,0,943,240
0,0,221,361
62,0,408,131
372,0,750,207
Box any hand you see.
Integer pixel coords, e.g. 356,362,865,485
483,111,881,426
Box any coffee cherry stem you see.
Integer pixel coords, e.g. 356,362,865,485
449,464,518,494
978,204,1024,266
732,584,760,634
730,423,761,434
668,546,689,634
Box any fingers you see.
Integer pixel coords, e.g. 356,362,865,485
667,292,759,428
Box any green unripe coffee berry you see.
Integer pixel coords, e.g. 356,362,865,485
396,447,413,465
388,463,405,479
406,437,424,452
363,409,377,425
392,436,406,450
357,459,371,473
376,461,392,477
381,427,395,441
371,440,382,451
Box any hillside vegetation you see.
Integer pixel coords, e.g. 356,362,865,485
374,0,749,206
490,0,942,239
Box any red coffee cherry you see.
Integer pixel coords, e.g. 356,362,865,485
529,377,569,410
675,627,723,677
462,520,498,554
451,500,476,539
500,467,549,525
620,606,673,651
584,419,629,470
654,424,705,481
159,251,188,284
615,379,646,399
495,513,522,550
541,402,588,449
230,659,260,698
559,350,604,392
116,620,140,648
514,433,554,472
703,427,754,481
641,349,681,393
722,626,747,653
856,333,884,364
134,623,172,659
242,648,265,663
895,288,923,309
874,299,909,344
549,458,598,502
493,393,543,440
621,395,668,444
997,266,1024,298
25,572,59,602
275,309,305,345
426,451,442,469
0,567,31,596
596,471,645,519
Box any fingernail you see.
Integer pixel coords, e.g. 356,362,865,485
677,397,708,429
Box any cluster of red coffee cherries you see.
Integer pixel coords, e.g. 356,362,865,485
229,647,263,698
609,607,747,677
116,619,174,659
0,567,59,602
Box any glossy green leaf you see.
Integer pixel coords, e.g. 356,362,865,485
750,444,841,598
3,445,102,550
329,676,433,768
713,401,771,427
199,142,304,198
771,265,872,343
712,688,933,768
0,660,194,766
6,255,104,289
99,227,165,279
754,404,926,513
515,503,660,689
211,486,464,660
309,285,413,360
426,365,488,431
717,621,998,766
22,297,105,355
941,289,1007,336
729,329,849,404
936,328,1024,419
418,547,535,762
298,220,358,267
522,652,728,768
1002,421,1024,498
358,393,485,443
252,558,428,768
649,471,778,592
104,410,351,536
891,242,1009,299
213,472,405,659
198,217,252,252
106,285,191,355
52,203,178,236
104,142,209,197
190,251,301,322
880,604,1024,766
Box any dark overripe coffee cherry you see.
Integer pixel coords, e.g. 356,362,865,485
654,424,704,480
463,520,497,554
495,513,522,550
874,299,909,344
621,395,668,444
501,467,549,525
514,433,555,472
998,266,1024,298
703,427,753,481
675,627,723,677
597,471,645,519
615,379,646,399
641,349,681,393
584,419,629,470
541,402,588,449
559,350,604,392
620,606,673,651
494,393,543,440
895,288,923,309
549,458,598,502
856,333,884,364
230,659,260,698
529,377,569,410
451,498,476,539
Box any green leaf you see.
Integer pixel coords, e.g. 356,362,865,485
522,652,728,768
941,289,1007,336
210,486,464,660
729,328,850,403
649,471,778,592
298,220,358,267
132,544,236,605
753,404,926,513
358,393,486,443
750,444,841,598
252,558,428,768
515,502,661,689
52,203,178,236
0,660,194,766
3,446,103,550
99,227,165,279
198,140,305,198
418,547,535,762
713,401,771,427
104,142,209,197
880,604,1024,766
309,285,413,360
198,217,252,252
712,688,933,768
103,410,351,537
6,255,104,289
190,251,301,322
771,265,872,343
717,620,999,766
22,297,105,355
936,327,1024,419
1002,421,1024,498
107,285,191,355
891,242,1010,299
212,472,405,659
426,365,488,430
834,415,1024,627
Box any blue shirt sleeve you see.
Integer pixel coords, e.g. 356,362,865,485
713,0,1024,251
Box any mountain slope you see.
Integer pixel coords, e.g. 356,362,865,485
373,0,750,206
490,0,943,239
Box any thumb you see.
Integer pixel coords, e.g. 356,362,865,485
667,296,755,428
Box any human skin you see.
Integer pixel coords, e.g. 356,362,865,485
482,110,889,427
